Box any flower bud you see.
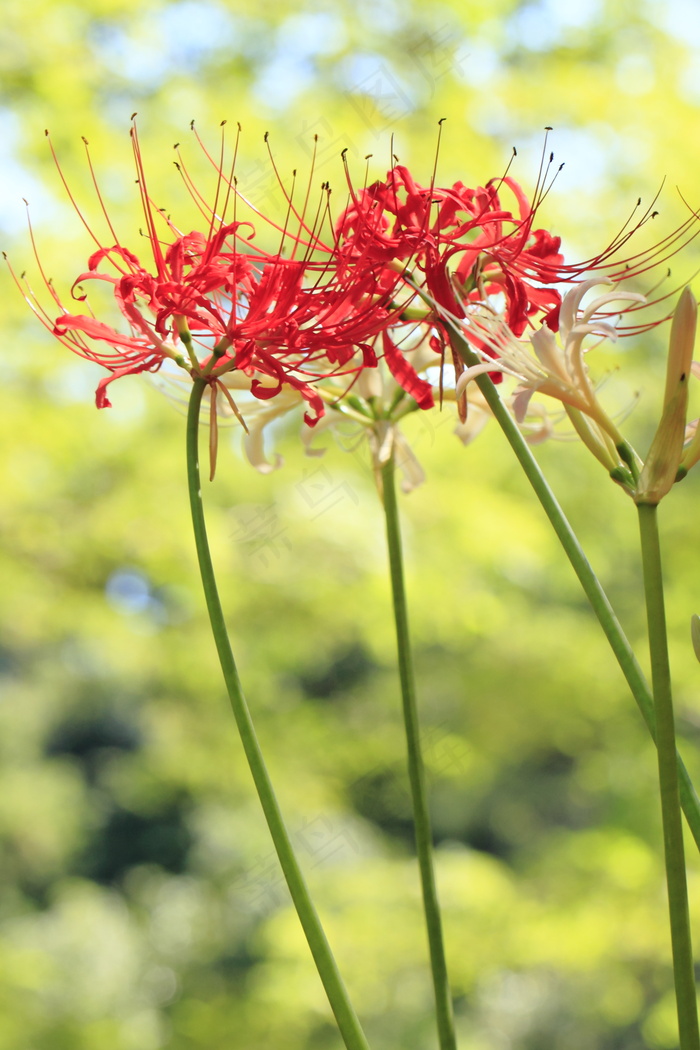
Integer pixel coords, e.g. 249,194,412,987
692,614,700,664
635,288,697,504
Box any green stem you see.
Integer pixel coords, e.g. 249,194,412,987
186,378,371,1050
446,327,700,851
637,503,699,1050
380,452,457,1050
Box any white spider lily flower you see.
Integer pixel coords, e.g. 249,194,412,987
457,279,645,438
369,420,426,494
452,279,650,478
156,328,494,491
301,354,489,494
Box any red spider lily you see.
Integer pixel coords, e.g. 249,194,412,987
381,328,434,410
335,138,700,365
335,153,567,340
11,121,415,429
444,177,564,335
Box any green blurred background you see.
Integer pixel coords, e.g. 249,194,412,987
2,0,700,1047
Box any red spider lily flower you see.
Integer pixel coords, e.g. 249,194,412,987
445,177,565,335
381,328,434,410
335,135,700,372
335,150,568,342
11,121,412,438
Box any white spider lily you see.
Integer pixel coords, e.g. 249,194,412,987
300,353,490,494
457,279,645,434
453,281,700,501
154,331,494,491
453,279,648,475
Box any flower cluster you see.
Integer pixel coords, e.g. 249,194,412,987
335,157,565,337
13,121,699,496
15,124,414,427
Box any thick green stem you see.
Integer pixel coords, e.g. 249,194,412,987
186,378,371,1050
637,503,699,1050
380,452,457,1050
446,327,700,851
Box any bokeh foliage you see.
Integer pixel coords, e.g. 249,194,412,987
2,0,700,1047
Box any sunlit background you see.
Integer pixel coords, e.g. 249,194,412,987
2,0,700,1047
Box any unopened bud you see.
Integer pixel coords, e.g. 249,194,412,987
664,288,697,404
635,288,697,504
692,614,700,663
